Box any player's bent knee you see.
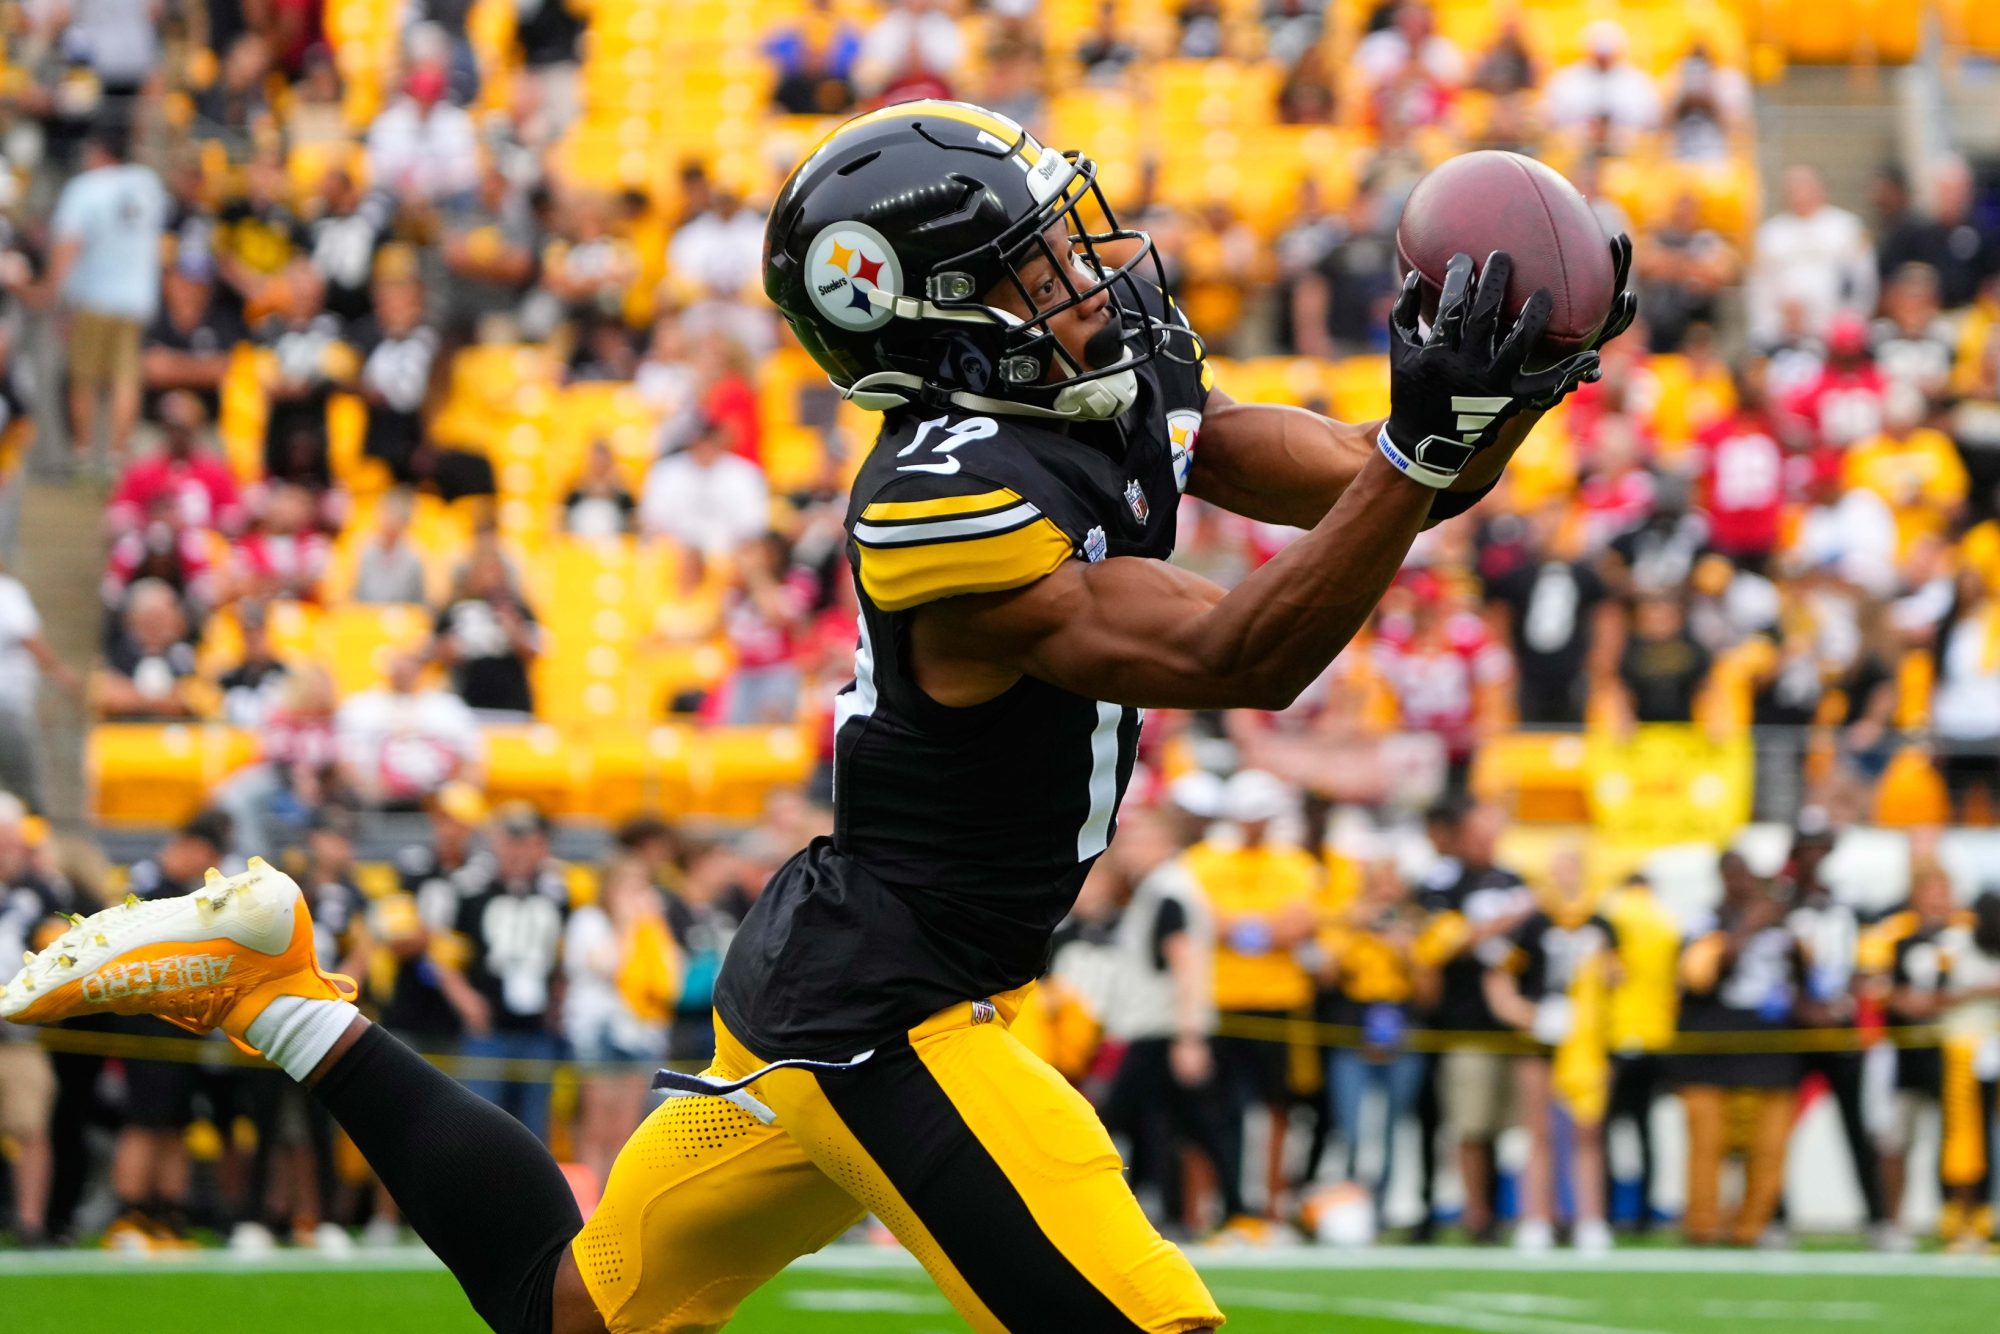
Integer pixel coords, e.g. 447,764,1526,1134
551,1248,611,1334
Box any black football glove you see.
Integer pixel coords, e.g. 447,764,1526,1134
1380,250,1600,489
1519,233,1638,409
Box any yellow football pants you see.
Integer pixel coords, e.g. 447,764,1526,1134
571,990,1223,1334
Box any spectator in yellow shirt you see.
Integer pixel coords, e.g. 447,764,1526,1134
1842,383,1969,559
1601,871,1682,1234
1316,855,1434,1214
1184,770,1320,1222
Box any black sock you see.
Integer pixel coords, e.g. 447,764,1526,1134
311,1024,583,1334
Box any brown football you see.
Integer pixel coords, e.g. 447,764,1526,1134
1394,150,1617,353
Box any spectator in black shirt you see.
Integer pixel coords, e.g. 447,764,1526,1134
1876,154,1998,311
1290,183,1398,358
0,795,76,1245
256,260,353,487
1415,801,1533,1241
433,542,542,716
306,168,393,322
448,802,570,1140
104,812,232,1246
95,579,203,721
1615,592,1713,725
376,782,491,1051
1678,851,1806,1245
563,439,638,539
217,600,290,729
1077,1,1140,82
1483,506,1613,724
141,260,244,423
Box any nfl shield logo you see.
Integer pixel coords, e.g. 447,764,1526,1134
1082,526,1108,563
1124,478,1149,522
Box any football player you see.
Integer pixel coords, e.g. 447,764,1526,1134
4,102,1629,1332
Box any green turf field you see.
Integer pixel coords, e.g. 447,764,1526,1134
4,1248,1999,1333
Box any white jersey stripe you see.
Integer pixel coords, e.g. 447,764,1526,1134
851,502,1041,546
1076,701,1123,860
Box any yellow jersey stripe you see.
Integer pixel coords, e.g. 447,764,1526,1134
860,488,1021,524
857,516,1072,612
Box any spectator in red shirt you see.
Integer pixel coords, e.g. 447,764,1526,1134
712,534,813,725
1690,359,1788,570
1575,415,1656,554
102,495,219,639
1783,312,1886,450
231,481,330,603
106,391,245,538
1370,571,1512,789
693,334,760,465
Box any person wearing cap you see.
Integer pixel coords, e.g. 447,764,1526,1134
0,794,77,1245
1183,769,1319,1224
1781,809,1893,1246
444,801,571,1142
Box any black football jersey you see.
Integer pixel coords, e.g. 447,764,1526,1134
717,284,1211,1058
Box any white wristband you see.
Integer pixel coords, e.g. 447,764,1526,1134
1376,425,1460,490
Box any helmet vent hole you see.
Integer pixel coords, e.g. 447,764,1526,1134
836,152,881,177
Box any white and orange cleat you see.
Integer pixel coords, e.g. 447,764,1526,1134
0,858,355,1053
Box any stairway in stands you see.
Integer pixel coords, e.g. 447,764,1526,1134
17,471,106,827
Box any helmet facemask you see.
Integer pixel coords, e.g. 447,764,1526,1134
908,152,1200,419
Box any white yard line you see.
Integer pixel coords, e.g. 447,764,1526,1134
1210,1286,1668,1334
1694,1299,1884,1322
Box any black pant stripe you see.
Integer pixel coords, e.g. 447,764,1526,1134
812,1040,1148,1334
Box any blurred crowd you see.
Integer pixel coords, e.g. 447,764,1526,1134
0,0,1992,1258
9,780,2000,1257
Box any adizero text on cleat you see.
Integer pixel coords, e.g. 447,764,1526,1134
0,858,356,1053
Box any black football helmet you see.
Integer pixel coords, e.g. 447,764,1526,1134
763,100,1186,420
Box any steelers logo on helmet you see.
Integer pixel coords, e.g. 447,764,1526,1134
805,220,903,332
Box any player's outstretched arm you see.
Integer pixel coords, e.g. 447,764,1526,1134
916,451,1431,710
1190,236,1633,530
917,252,1582,712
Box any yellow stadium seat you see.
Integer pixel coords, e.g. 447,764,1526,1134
693,726,816,820
584,726,698,819
1470,731,1592,823
482,724,588,815
1326,356,1392,423
89,725,253,827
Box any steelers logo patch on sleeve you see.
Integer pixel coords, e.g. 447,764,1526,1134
806,220,903,331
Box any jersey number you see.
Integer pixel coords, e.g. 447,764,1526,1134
896,415,997,474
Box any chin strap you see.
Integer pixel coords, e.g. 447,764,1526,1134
838,361,1139,423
